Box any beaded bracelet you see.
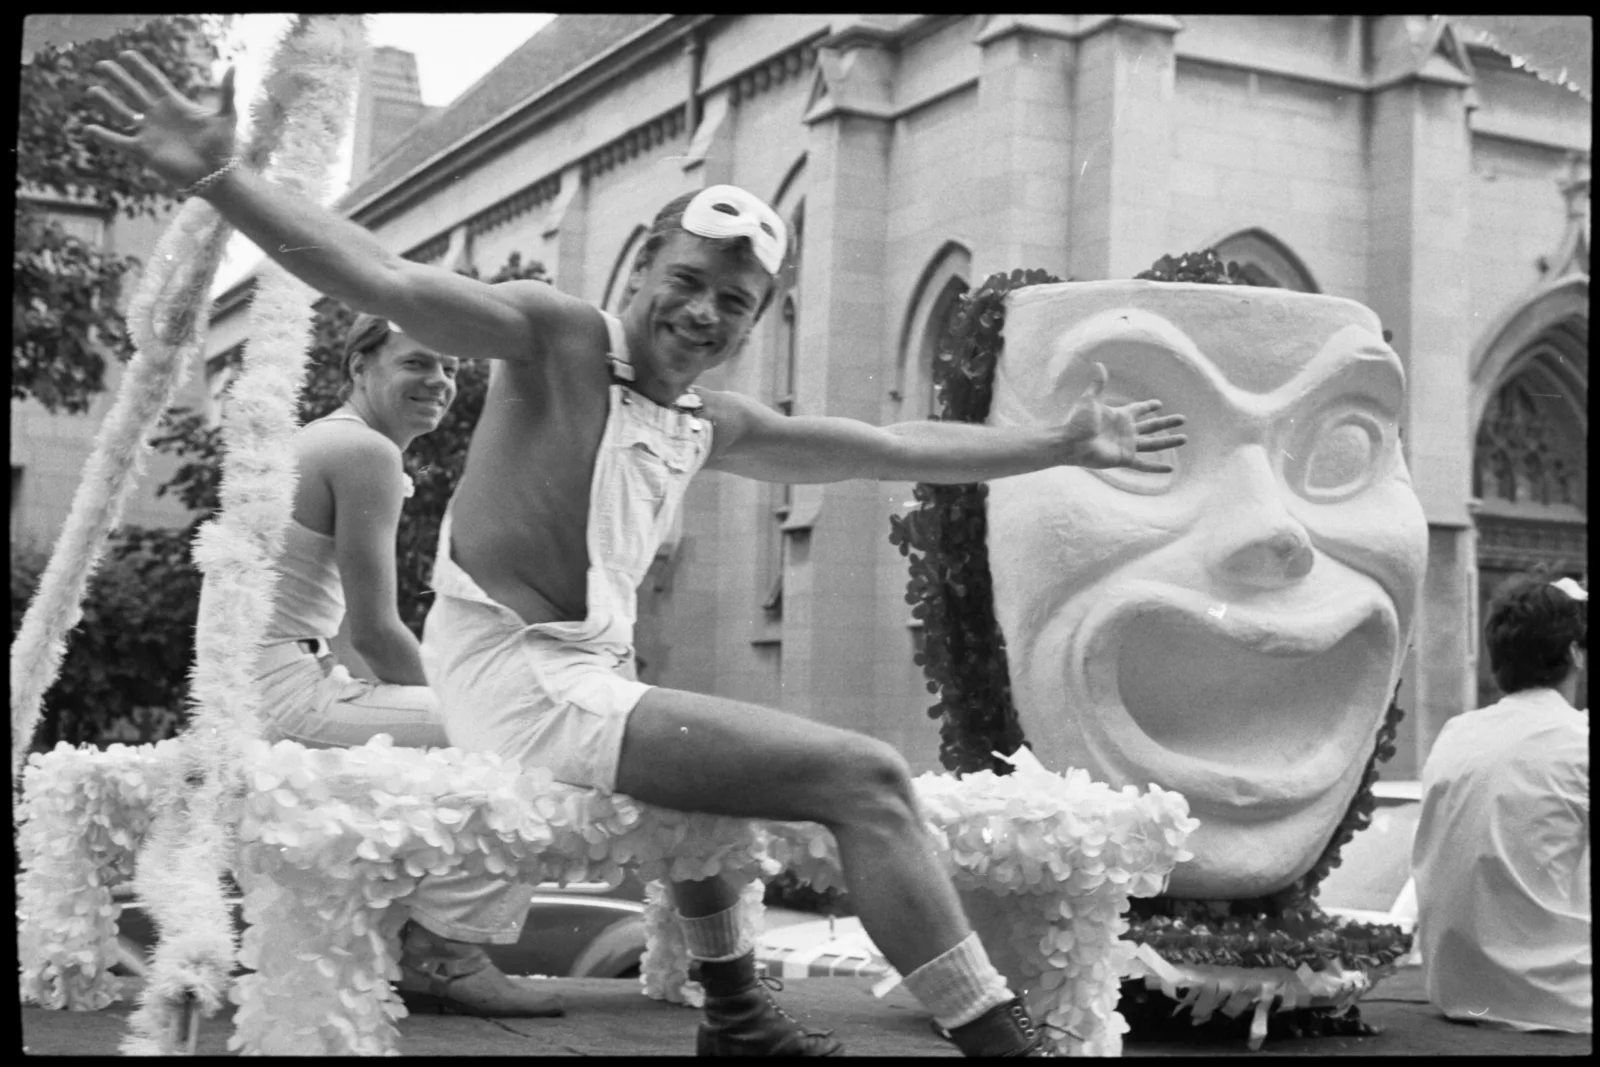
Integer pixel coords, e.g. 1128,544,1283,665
181,156,243,199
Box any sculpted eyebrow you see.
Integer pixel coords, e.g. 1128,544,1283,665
1285,349,1404,413
1048,309,1232,399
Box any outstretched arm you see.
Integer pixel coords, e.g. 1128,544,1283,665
83,52,580,364
704,362,1188,484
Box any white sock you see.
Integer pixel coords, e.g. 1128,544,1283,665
901,932,1014,1030
677,904,751,963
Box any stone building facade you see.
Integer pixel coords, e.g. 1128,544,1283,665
203,15,1590,776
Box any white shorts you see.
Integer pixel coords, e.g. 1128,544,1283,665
421,591,651,793
255,638,449,749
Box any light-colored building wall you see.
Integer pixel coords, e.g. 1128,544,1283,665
1468,136,1576,328
1169,61,1370,302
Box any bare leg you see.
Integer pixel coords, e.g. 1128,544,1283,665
615,687,970,975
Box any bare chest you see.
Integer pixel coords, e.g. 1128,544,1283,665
451,365,607,622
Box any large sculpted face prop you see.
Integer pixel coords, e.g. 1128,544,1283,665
986,282,1428,898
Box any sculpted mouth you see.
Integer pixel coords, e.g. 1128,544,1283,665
1085,583,1396,815
1117,608,1385,765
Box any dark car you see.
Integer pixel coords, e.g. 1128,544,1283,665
110,871,873,985
1313,779,1422,965
489,875,650,978
110,872,653,981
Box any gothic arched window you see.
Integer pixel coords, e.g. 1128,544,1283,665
602,225,649,314
1472,372,1585,511
762,204,803,620
1211,228,1319,293
921,276,969,417
897,242,973,420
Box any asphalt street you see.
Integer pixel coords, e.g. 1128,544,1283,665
18,964,1593,1056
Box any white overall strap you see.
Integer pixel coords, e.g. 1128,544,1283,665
601,311,635,382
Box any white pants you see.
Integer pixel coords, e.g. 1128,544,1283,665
257,639,531,943
255,639,449,749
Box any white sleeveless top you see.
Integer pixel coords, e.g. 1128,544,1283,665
259,410,371,643
262,521,345,643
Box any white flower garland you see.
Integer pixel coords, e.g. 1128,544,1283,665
227,737,780,1053
118,15,368,1055
20,738,1196,1056
9,14,318,1033
640,875,769,1008
773,747,1201,1056
16,741,184,1011
1125,944,1378,1052
8,202,229,784
4,9,330,781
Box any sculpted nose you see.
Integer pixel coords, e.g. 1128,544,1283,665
1205,445,1315,589
1221,530,1315,587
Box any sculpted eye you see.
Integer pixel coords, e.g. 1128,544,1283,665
1291,409,1386,501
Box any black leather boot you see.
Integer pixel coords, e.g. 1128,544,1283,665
694,952,843,1056
944,998,1057,1057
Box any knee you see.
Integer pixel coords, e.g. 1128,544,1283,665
825,736,918,830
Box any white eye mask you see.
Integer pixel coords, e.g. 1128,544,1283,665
681,184,787,275
1551,577,1589,602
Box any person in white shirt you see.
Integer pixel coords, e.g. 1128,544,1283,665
1412,574,1589,1033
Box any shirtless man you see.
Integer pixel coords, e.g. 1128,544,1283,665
89,54,1187,1056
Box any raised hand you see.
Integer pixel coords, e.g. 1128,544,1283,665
84,51,238,191
1059,362,1188,473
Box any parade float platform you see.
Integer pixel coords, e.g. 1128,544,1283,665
20,966,1592,1058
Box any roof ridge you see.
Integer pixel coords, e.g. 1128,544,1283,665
337,13,668,214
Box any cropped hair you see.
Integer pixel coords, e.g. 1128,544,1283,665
621,191,778,318
1484,574,1587,694
339,313,394,401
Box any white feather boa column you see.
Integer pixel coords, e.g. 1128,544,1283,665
8,208,227,783
120,16,367,1054
5,13,323,779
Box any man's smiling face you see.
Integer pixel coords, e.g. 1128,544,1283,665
627,231,768,392
984,281,1428,898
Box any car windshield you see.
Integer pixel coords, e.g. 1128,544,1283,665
1313,799,1421,913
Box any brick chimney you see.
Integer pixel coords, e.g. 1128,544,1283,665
352,46,431,180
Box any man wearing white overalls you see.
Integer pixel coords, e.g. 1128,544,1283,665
88,55,1187,1056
